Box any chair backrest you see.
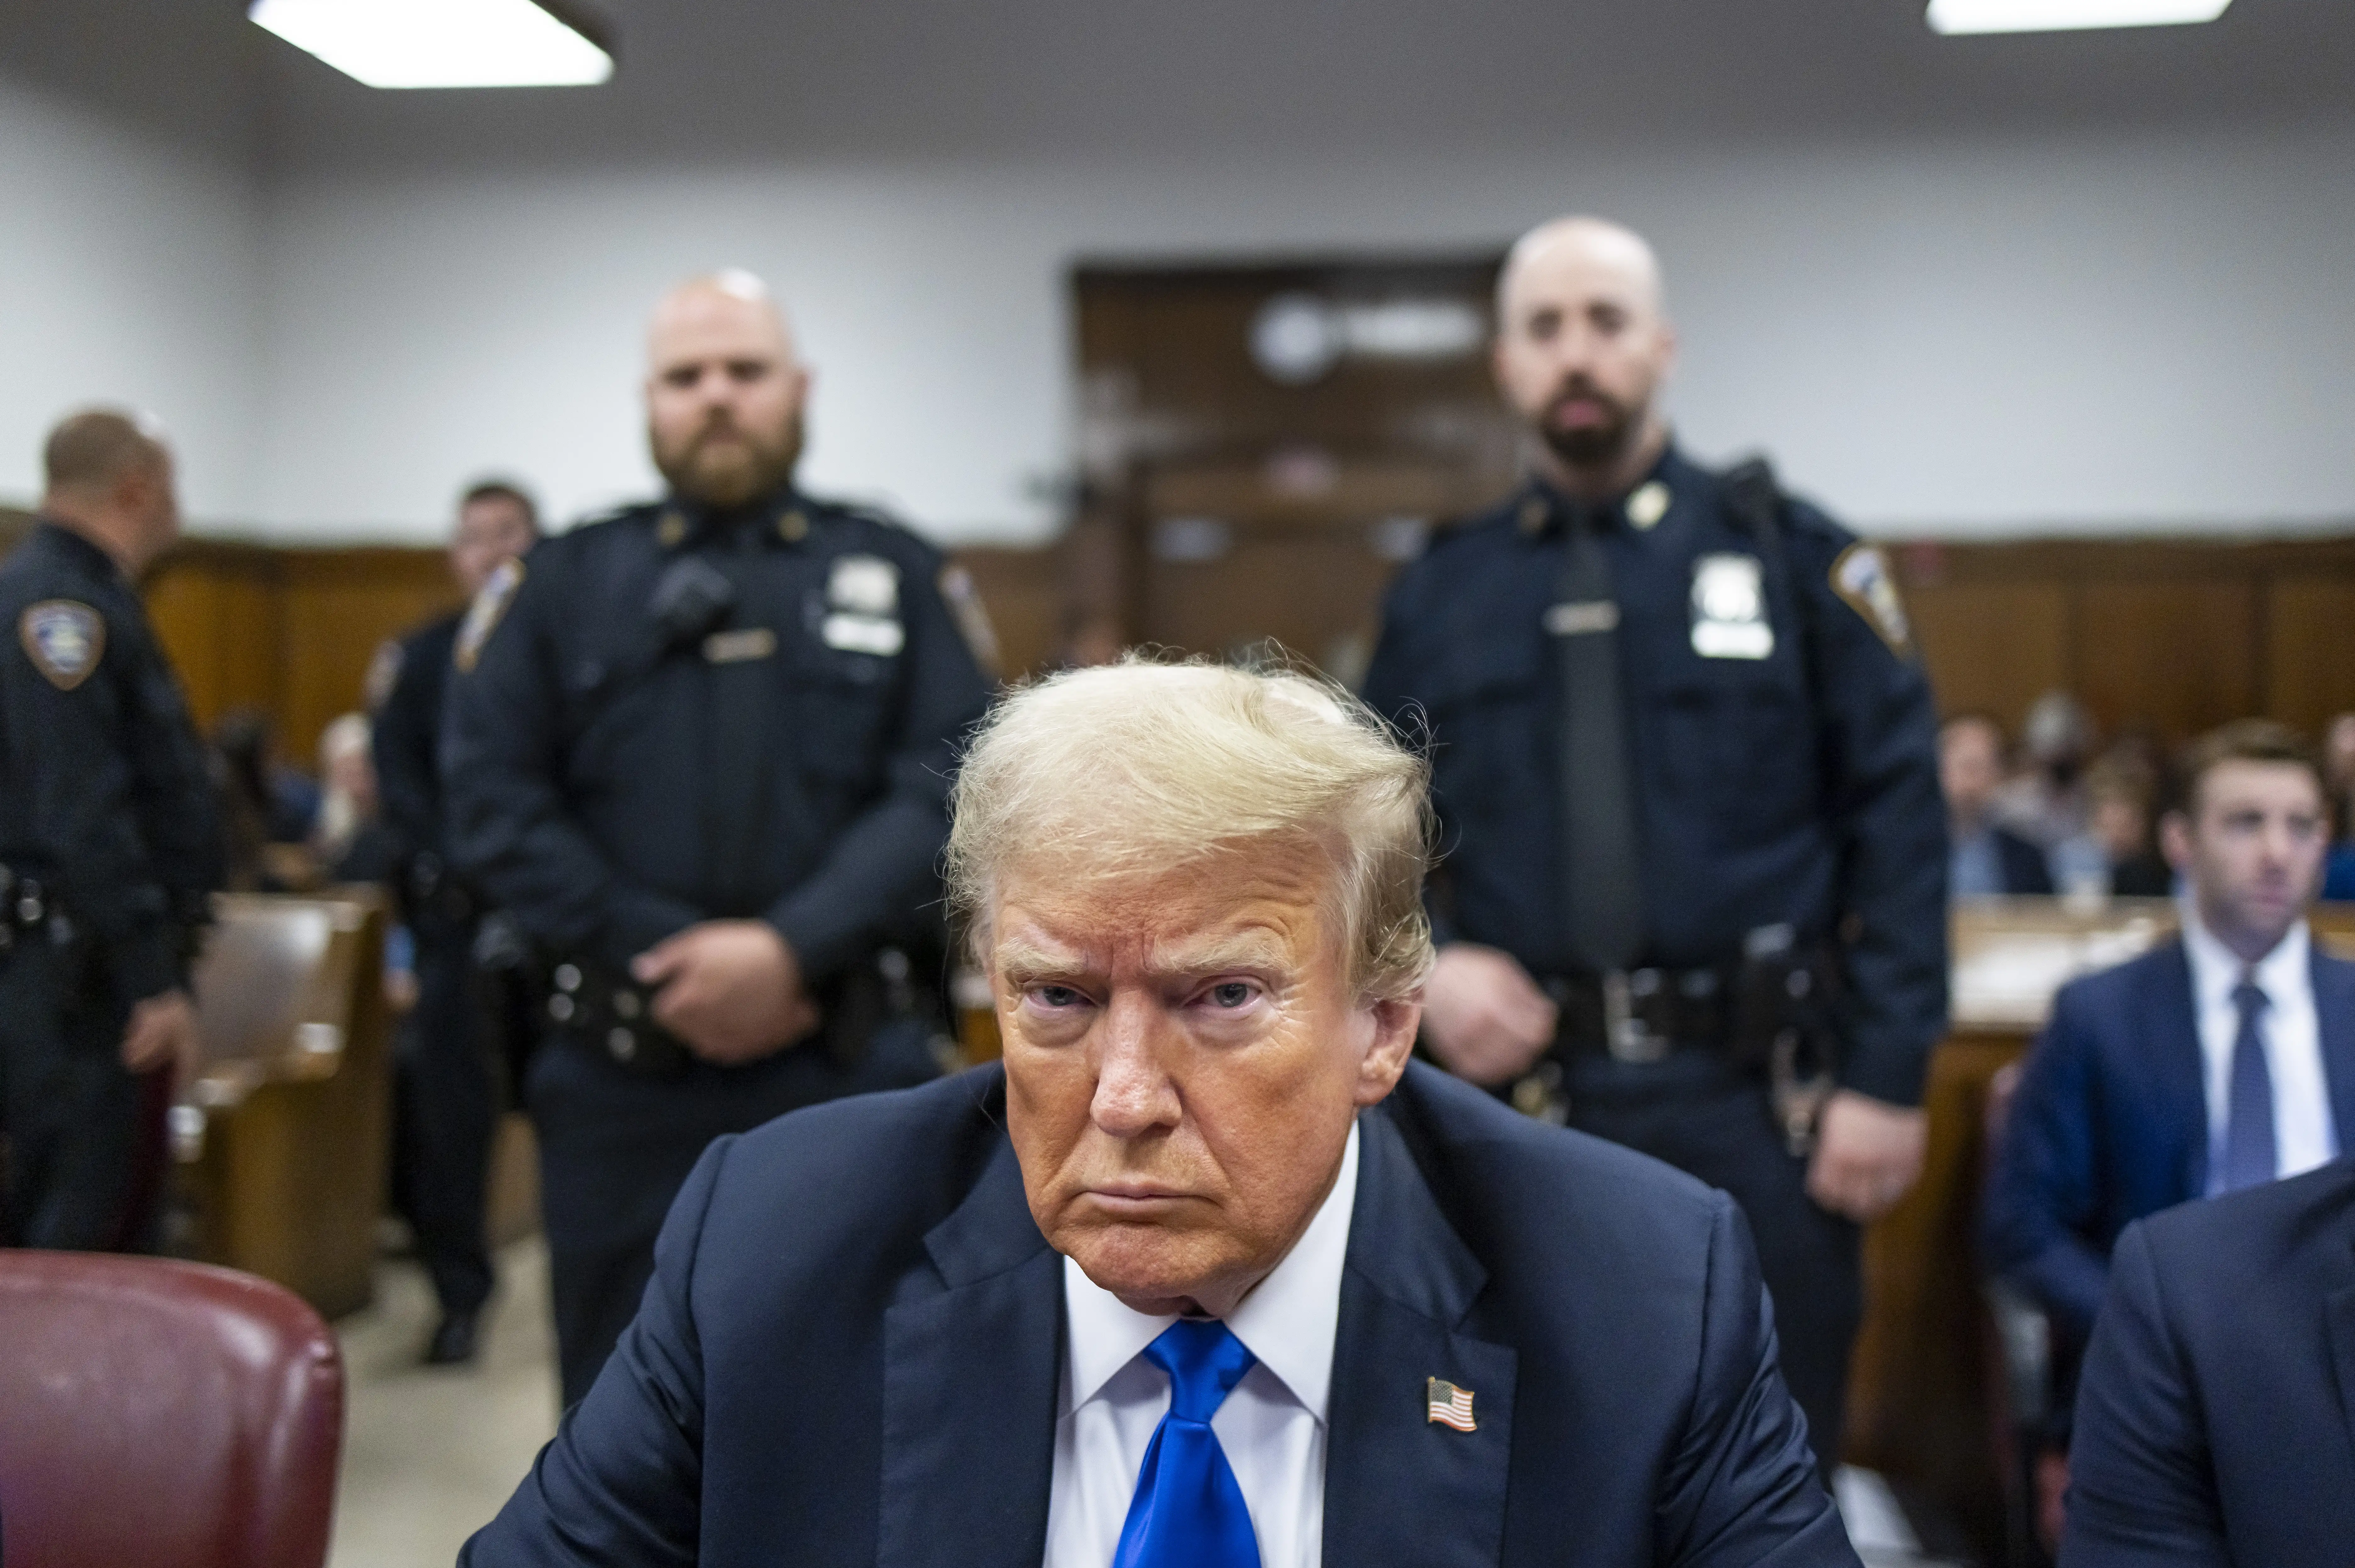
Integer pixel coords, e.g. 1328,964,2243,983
0,1251,343,1568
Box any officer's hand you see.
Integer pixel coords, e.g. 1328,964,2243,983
120,989,200,1082
1420,944,1559,1087
633,920,819,1065
1804,1090,1928,1223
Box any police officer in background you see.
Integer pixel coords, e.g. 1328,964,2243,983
443,271,993,1405
1,409,223,1250
374,478,541,1365
1363,217,1947,1467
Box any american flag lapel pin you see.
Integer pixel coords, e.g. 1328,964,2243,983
1425,1376,1476,1432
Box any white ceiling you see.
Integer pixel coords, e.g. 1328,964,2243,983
7,0,2354,178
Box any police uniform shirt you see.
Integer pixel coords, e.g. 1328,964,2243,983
439,490,993,982
0,521,223,1000
1361,446,1948,1105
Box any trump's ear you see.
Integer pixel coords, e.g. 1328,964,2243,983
1353,992,1421,1107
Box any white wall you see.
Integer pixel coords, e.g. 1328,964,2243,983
250,118,2355,546
0,76,264,524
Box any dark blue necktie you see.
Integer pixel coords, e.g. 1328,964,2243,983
1112,1319,1262,1568
2220,977,2276,1193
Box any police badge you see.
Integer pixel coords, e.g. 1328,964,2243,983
1689,555,1774,660
18,600,106,690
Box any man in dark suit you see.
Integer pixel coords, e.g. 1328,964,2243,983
1985,719,2354,1362
2061,1155,2355,1566
467,661,1855,1565
1942,713,2054,898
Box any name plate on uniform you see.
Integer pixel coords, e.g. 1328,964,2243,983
1544,600,1620,637
822,613,905,657
703,627,778,664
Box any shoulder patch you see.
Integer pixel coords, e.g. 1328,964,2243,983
937,564,1002,676
1829,543,1913,657
454,559,525,673
18,599,105,690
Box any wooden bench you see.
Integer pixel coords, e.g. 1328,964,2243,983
174,890,394,1319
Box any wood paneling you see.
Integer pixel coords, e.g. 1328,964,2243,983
1895,535,2355,746
2077,578,2258,740
2265,577,2355,734
1907,578,2070,722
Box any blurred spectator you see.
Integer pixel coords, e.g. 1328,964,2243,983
313,712,396,885
1941,713,2053,896
214,709,319,844
2083,750,2173,898
1995,690,2104,893
2325,711,2355,901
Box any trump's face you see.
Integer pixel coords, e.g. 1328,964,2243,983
995,840,1419,1318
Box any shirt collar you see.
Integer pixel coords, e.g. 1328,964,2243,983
1061,1117,1360,1424
2179,896,2309,1005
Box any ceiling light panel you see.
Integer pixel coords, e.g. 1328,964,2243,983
1928,0,2231,34
249,0,614,89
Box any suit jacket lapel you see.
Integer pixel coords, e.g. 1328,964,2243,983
879,1127,1062,1568
2308,952,2355,1156
2149,940,2212,1198
1321,1106,1516,1568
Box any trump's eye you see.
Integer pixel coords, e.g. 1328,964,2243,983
1029,985,1086,1010
1207,981,1257,1009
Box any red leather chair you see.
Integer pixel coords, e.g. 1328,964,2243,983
0,1252,343,1568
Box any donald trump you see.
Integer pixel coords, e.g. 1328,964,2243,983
468,660,1854,1566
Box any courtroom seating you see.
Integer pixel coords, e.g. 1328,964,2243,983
0,1251,343,1568
178,889,394,1317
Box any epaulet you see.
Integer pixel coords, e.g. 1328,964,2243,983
808,495,942,559
565,500,658,537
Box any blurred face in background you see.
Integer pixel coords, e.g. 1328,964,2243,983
449,494,537,598
2163,760,2328,961
1939,718,2006,829
645,278,809,510
1493,219,1676,480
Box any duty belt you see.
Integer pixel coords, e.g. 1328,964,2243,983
543,959,693,1078
1542,965,1737,1065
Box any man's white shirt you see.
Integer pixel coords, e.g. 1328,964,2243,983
1043,1120,1359,1568
2180,907,2340,1193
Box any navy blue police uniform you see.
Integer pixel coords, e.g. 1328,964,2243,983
441,488,993,1405
1362,444,1947,1467
0,521,223,1250
376,610,499,1335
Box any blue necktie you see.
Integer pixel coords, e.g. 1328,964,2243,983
1112,1319,1262,1568
2220,977,2276,1193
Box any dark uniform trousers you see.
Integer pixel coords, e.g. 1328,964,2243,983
443,488,993,1407
1364,447,1948,1475
1,522,222,1252
377,612,497,1323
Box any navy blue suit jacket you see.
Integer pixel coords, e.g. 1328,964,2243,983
465,1062,1854,1566
2061,1156,2355,1566
1983,937,2355,1345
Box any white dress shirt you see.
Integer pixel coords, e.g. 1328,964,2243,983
1043,1121,1359,1568
2180,907,2340,1194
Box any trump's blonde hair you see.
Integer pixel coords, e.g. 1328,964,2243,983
945,655,1435,1001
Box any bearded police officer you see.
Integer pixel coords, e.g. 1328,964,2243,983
374,478,541,1365
1362,217,1947,1469
443,271,993,1405
1,409,223,1252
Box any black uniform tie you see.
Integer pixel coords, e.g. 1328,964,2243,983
1553,500,1645,973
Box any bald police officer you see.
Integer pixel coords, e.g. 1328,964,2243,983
1,409,223,1251
443,272,993,1405
1363,218,1947,1468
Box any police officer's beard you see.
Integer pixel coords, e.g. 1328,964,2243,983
656,410,806,510
1538,381,1636,471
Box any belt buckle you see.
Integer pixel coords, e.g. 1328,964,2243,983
1603,970,1668,1064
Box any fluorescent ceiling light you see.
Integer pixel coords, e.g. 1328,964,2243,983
249,0,614,89
1928,0,2230,33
